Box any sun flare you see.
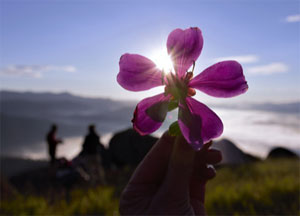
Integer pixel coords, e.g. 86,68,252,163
149,48,174,73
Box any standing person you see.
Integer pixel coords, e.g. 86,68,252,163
46,124,63,165
82,124,103,154
82,124,106,184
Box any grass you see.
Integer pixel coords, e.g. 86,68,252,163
1,158,299,215
205,158,300,215
0,186,119,215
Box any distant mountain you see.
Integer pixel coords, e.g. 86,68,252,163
0,90,135,156
249,102,300,114
212,139,259,164
0,90,136,118
210,101,300,114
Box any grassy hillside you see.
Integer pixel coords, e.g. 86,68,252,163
1,158,299,215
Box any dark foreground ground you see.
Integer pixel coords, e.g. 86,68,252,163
1,158,299,215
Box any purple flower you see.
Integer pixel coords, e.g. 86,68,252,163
117,27,248,150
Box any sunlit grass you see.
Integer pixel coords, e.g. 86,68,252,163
0,186,119,216
205,158,300,215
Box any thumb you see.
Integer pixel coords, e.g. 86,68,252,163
150,135,196,212
165,134,196,195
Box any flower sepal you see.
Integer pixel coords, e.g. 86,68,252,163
168,121,182,137
168,100,178,111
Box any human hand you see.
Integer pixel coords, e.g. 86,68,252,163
119,131,222,215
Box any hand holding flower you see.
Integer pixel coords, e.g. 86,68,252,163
117,27,247,215
119,132,222,215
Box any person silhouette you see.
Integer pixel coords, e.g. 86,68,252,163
82,124,104,155
82,124,106,184
46,124,63,165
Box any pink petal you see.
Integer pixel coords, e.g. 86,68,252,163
189,61,248,98
167,27,203,78
132,93,170,135
117,53,163,91
178,97,223,150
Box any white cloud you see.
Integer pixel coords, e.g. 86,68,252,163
247,62,288,75
0,65,76,78
285,14,300,23
214,55,259,64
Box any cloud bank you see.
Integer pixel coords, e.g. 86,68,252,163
285,14,300,23
0,65,76,78
247,62,288,75
214,55,289,76
214,55,259,64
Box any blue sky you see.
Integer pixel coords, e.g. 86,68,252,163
1,0,299,103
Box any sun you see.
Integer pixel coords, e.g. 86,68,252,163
149,48,174,73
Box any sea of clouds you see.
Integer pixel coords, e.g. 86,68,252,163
23,108,300,160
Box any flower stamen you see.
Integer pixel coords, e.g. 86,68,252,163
161,70,165,85
187,87,196,97
191,60,195,73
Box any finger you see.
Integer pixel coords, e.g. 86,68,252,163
189,142,221,204
204,148,222,165
192,146,221,181
194,141,222,165
192,141,211,165
192,145,221,178
201,165,216,180
154,135,196,202
193,148,222,169
189,165,216,204
190,164,217,215
147,135,196,215
128,131,175,185
120,132,175,215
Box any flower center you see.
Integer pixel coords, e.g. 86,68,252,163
164,72,196,100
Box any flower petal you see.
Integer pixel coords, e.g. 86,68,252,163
178,97,223,150
117,53,163,91
132,93,170,135
189,61,248,98
167,27,203,78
